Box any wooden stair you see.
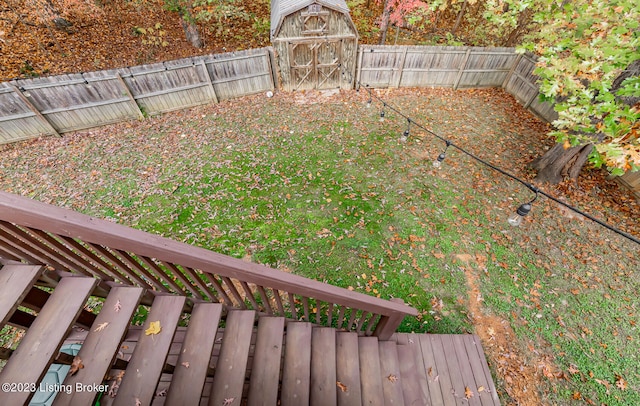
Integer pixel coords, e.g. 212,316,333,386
0,263,501,406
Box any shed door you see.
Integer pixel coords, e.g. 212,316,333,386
289,40,342,91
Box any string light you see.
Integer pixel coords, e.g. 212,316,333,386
81,72,92,87
19,86,31,97
508,190,538,227
360,83,640,246
403,118,411,139
433,140,451,169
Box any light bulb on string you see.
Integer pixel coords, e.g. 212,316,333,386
508,190,538,227
379,104,386,122
433,141,451,168
401,118,411,142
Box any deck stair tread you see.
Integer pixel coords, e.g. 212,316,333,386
54,285,144,406
0,275,97,405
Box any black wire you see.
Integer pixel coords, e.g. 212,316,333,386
360,83,640,246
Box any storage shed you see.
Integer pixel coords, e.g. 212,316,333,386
271,0,358,91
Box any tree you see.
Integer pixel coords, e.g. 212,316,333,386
163,0,203,48
523,0,640,183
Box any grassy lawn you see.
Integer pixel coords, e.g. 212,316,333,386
1,88,638,405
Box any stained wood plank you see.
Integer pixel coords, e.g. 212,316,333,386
208,310,256,406
281,322,312,406
358,336,384,406
418,335,445,406
335,332,362,406
54,285,144,406
397,344,424,406
378,340,405,406
439,335,468,402
403,334,430,405
113,294,186,406
0,264,43,327
450,335,484,406
463,335,501,405
0,276,96,405
247,317,285,406
310,327,337,406
429,335,456,406
165,302,222,405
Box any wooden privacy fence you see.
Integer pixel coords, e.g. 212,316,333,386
0,47,275,144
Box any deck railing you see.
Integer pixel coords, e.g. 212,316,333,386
0,191,417,339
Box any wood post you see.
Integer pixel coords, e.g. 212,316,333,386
115,73,145,120
372,298,406,340
502,53,522,90
199,60,219,103
10,84,61,137
394,47,408,88
453,48,472,90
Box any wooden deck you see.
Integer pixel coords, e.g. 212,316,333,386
0,263,501,405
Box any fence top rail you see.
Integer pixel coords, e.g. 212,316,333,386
0,191,417,317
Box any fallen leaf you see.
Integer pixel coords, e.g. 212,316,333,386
615,375,627,390
387,374,398,383
477,385,485,392
68,356,84,376
181,361,190,368
94,322,109,332
145,320,162,335
156,388,167,397
222,397,235,406
336,381,348,392
114,299,122,312
465,386,474,399
135,398,142,406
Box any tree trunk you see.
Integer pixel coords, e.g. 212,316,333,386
530,143,593,184
180,8,203,48
451,0,467,36
378,0,391,45
503,8,532,47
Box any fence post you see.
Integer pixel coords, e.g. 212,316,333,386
393,47,408,88
355,46,364,88
502,53,522,90
372,298,407,340
115,73,145,120
9,84,61,137
453,47,472,90
266,47,279,90
199,60,219,103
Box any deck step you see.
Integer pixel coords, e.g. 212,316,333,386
247,316,285,406
208,309,256,406
0,264,44,327
165,302,223,406
358,336,384,406
397,344,425,406
0,275,97,405
378,340,405,406
335,332,362,406
111,294,186,406
54,285,144,406
281,322,313,406
310,327,337,406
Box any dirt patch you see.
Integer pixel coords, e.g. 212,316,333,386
456,253,547,405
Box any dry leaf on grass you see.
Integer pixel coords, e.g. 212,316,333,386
145,320,161,335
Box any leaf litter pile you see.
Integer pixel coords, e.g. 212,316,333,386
0,87,638,405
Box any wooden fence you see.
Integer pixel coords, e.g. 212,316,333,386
0,47,275,144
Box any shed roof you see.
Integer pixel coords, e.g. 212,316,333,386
271,0,353,40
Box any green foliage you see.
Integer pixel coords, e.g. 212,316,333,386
133,23,169,47
522,0,640,174
192,0,249,35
